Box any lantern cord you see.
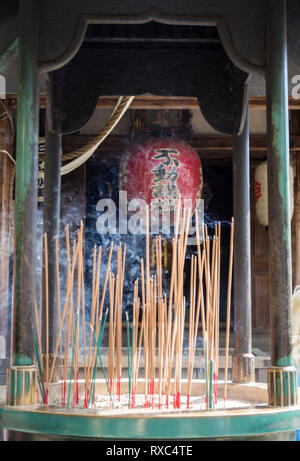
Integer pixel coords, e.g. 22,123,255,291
60,96,134,176
0,100,14,136
9,96,134,191
0,149,15,202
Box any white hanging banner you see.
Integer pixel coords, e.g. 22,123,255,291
254,161,294,227
38,137,45,203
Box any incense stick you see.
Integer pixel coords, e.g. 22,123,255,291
43,233,49,393
88,308,108,407
224,218,234,406
90,325,115,408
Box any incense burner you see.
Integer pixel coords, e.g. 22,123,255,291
1,380,300,440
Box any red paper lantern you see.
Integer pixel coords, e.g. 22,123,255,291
119,137,203,209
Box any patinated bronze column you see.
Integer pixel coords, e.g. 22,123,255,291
266,0,297,406
7,0,39,405
232,96,255,383
0,101,14,385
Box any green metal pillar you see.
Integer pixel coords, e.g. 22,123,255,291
266,0,297,406
0,38,18,77
232,95,255,384
7,0,39,405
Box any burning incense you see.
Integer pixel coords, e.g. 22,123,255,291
125,312,132,408
37,212,236,412
34,336,46,403
67,314,79,408
49,236,80,384
108,272,115,394
224,218,235,406
43,233,49,393
88,308,108,407
90,324,115,408
116,245,123,400
87,246,102,393
214,223,221,403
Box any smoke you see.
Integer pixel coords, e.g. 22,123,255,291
204,211,232,230
2,158,233,359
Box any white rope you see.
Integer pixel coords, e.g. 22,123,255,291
61,96,135,176
0,100,14,136
294,286,300,294
0,149,15,165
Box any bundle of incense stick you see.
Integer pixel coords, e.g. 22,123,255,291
34,206,234,412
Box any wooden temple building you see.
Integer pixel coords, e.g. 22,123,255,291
0,0,300,441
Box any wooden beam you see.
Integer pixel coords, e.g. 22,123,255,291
62,134,300,157
97,96,200,110
6,94,300,111
250,96,300,110
97,96,300,111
